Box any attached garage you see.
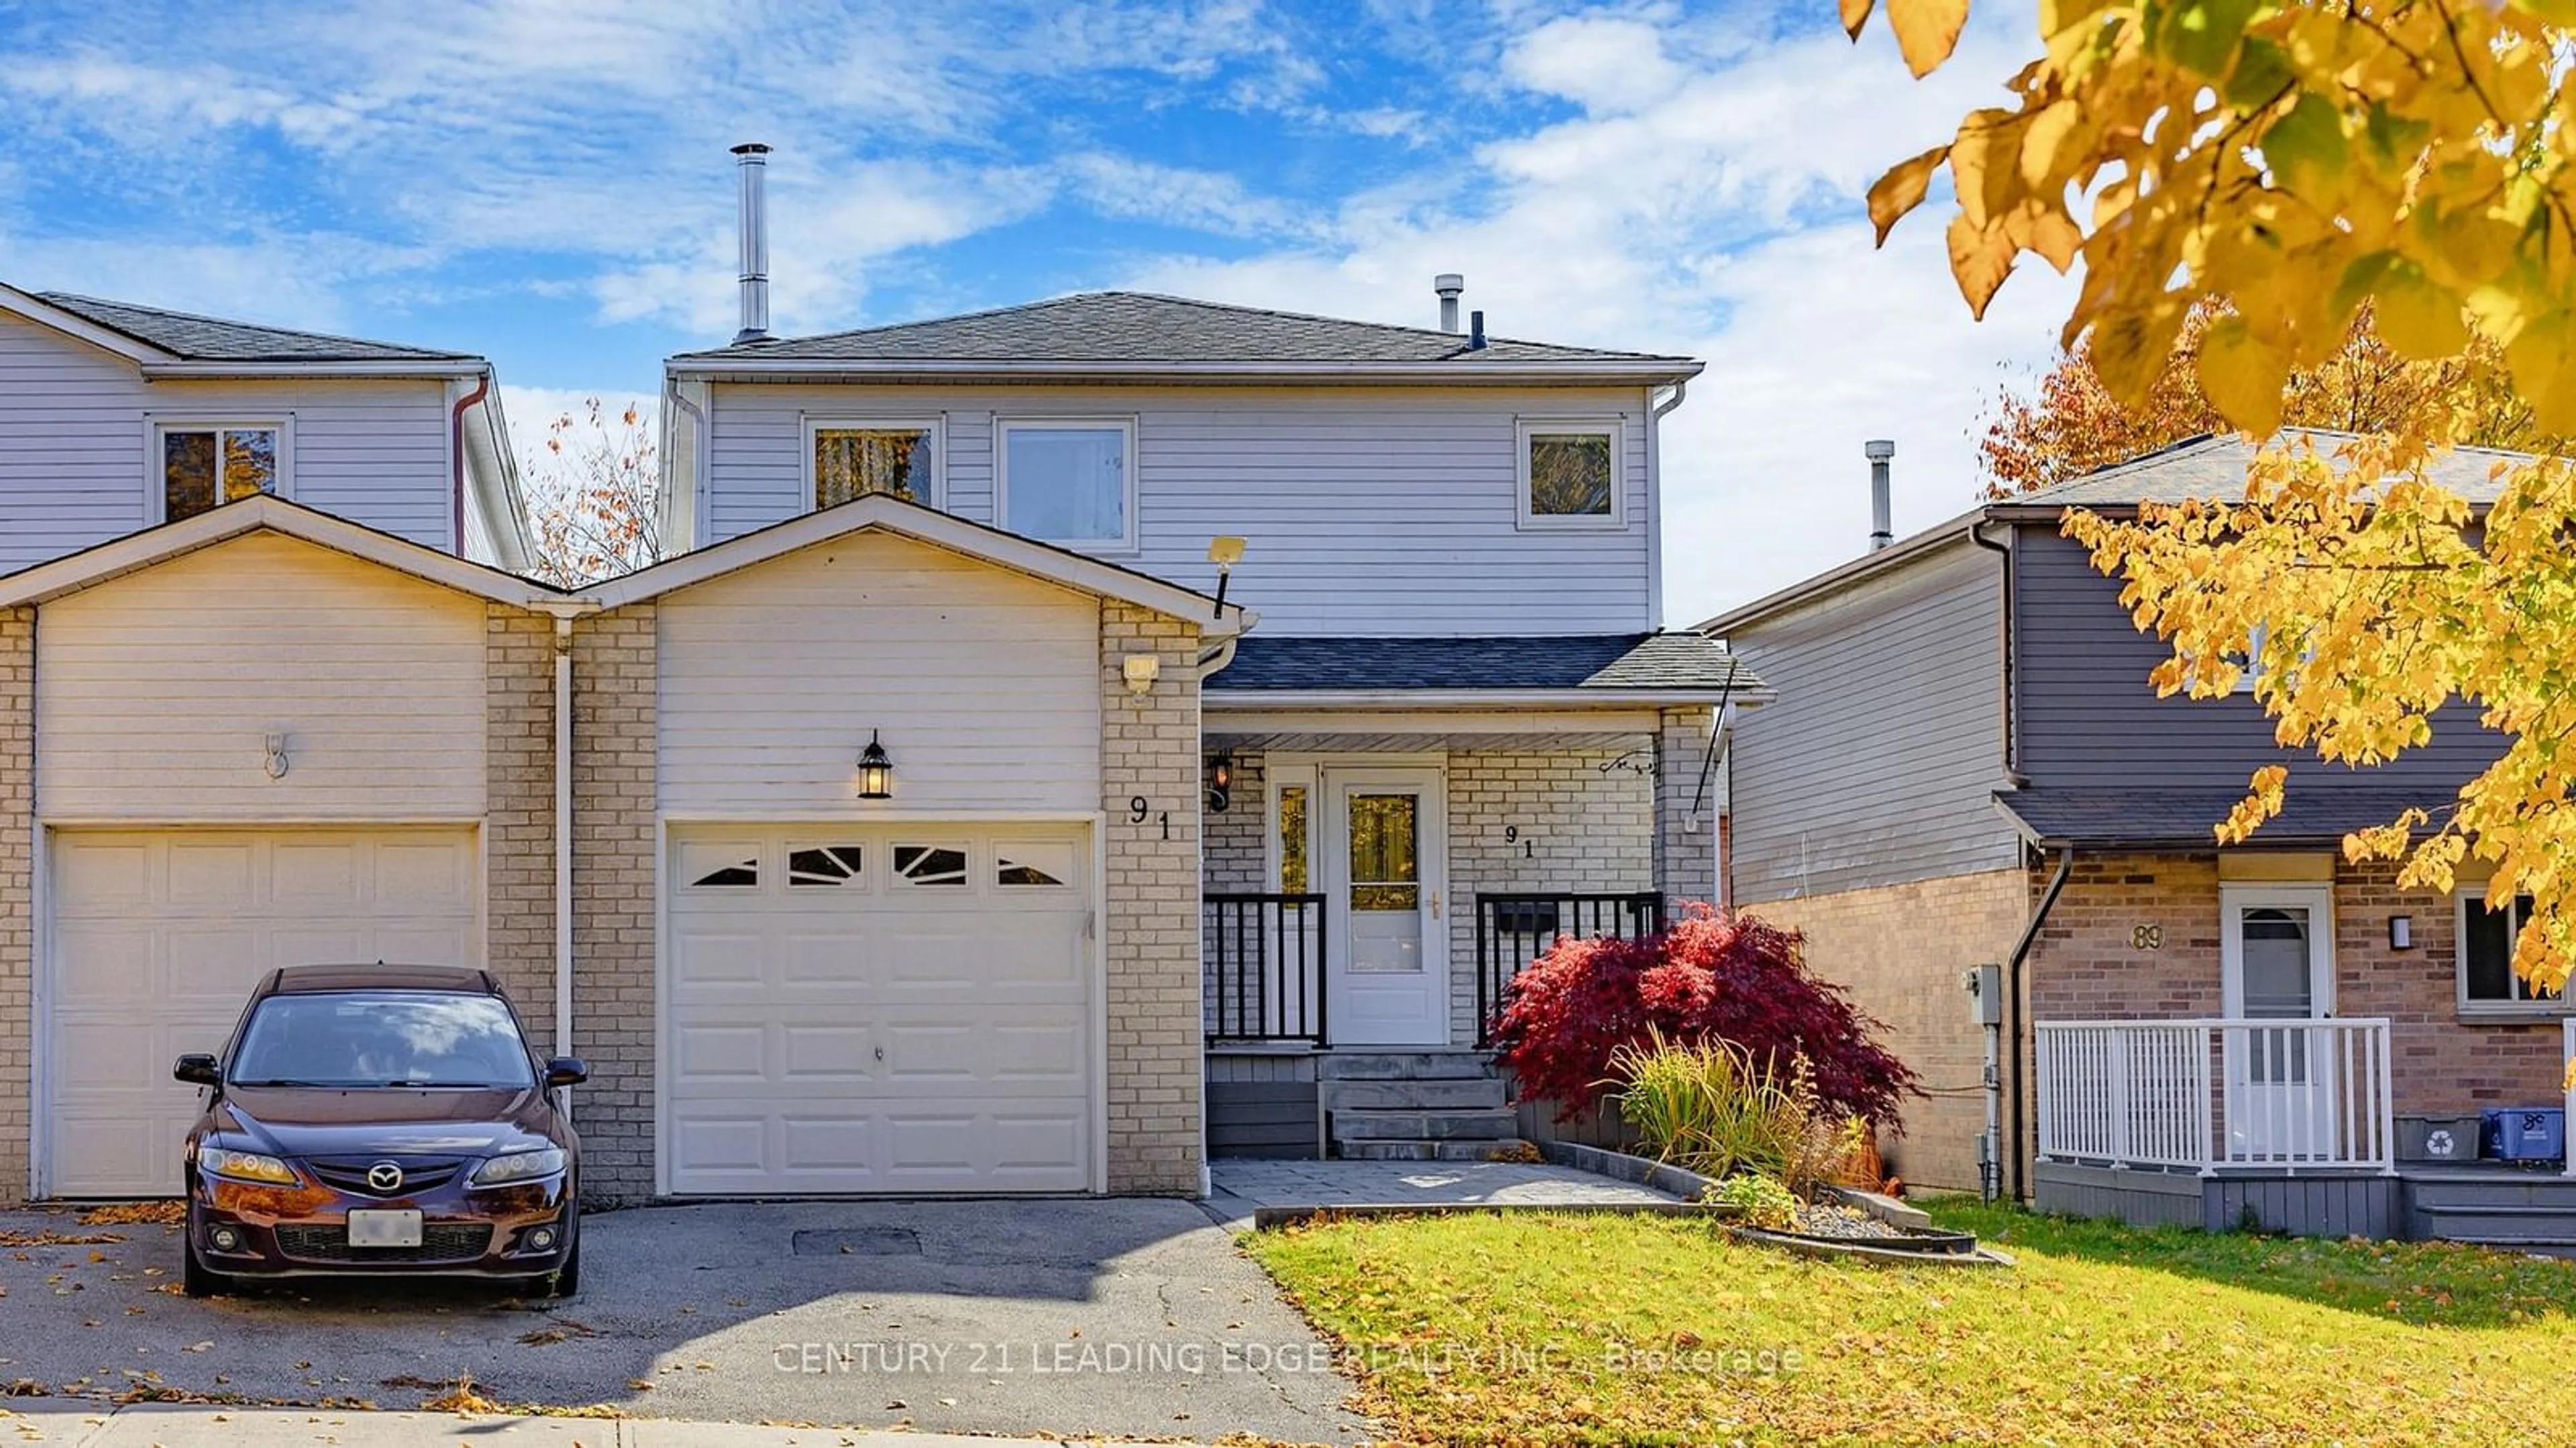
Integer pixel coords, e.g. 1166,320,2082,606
42,827,481,1196
663,823,1094,1195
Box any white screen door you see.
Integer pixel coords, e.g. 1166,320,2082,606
2220,883,2337,1160
1323,766,1448,1046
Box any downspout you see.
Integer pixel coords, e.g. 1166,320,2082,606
667,379,709,558
451,370,491,558
2004,846,2074,1202
552,613,576,1115
1969,520,2020,780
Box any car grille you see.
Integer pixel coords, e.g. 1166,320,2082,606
305,1157,466,1197
275,1223,493,1265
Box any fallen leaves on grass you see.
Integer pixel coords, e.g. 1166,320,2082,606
76,1202,183,1227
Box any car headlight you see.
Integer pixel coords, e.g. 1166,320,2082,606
470,1147,567,1187
199,1145,299,1186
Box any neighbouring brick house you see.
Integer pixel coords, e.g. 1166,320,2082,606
1706,433,2569,1244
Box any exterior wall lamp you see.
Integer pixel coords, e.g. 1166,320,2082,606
857,730,893,800
1122,654,1161,697
2389,914,2414,951
1206,751,1232,814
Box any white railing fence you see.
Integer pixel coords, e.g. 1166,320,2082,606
2036,1019,2396,1174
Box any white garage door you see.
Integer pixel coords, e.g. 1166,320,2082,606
42,828,481,1197
666,825,1093,1195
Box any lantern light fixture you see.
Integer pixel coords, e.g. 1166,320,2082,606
857,730,893,800
1207,751,1233,813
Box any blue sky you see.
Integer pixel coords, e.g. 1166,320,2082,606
0,0,2074,621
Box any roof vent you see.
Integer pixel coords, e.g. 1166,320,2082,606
1434,273,1464,333
1865,439,1896,552
731,142,772,345
1468,309,1487,351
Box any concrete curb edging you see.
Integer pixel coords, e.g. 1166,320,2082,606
1250,1199,1715,1230
1536,1139,1720,1200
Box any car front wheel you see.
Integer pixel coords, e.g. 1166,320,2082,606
547,1204,580,1298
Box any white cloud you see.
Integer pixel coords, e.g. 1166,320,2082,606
1501,14,1690,114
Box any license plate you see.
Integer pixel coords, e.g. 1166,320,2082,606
346,1209,423,1249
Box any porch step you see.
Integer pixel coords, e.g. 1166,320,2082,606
2409,1202,2576,1245
1322,1077,1508,1112
1318,1051,1497,1082
1331,1107,1519,1142
1338,1138,1537,1163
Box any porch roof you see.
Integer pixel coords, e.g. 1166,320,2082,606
1208,632,1766,701
1995,785,2445,850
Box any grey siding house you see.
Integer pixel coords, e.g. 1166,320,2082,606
1708,433,2571,1245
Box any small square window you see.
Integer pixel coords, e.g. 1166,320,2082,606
1516,420,1623,529
788,845,865,886
160,423,282,523
810,421,937,509
1000,419,1135,548
996,841,1075,888
682,847,759,888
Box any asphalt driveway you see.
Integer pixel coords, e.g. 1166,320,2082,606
0,1199,1368,1444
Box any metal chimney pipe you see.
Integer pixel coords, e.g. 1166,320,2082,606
1866,439,1896,552
731,142,773,345
1468,309,1487,350
1434,272,1464,333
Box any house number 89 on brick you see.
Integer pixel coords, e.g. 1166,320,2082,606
2132,924,2163,951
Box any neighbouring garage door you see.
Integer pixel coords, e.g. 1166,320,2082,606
665,824,1093,1195
42,828,482,1197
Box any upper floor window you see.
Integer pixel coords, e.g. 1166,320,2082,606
809,419,938,510
1517,419,1624,529
158,421,284,523
1000,417,1136,550
2459,887,2561,1011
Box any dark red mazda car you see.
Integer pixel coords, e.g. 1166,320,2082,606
173,964,586,1297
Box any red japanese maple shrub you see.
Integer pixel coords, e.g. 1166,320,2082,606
1490,905,1919,1127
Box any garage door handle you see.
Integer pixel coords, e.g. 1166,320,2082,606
874,1047,885,1062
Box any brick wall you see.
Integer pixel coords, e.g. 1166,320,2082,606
1446,745,1655,1044
2030,852,2567,1120
568,603,657,1201
1100,602,1204,1194
0,610,31,1204
1653,707,1717,907
484,606,557,1041
1745,869,2029,1192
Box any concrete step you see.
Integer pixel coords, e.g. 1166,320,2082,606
1330,1107,1518,1142
1322,1077,1507,1112
1338,1138,1535,1162
2409,1204,2576,1242
1318,1051,1498,1082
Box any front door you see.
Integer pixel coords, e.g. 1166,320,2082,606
1323,767,1448,1046
2219,884,2338,1161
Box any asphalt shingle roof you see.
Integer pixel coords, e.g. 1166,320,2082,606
1994,786,2447,849
35,291,478,364
672,291,1697,370
1209,633,1762,694
2005,429,2531,509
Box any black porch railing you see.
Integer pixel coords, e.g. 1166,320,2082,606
1475,892,1666,1046
1205,892,1329,1045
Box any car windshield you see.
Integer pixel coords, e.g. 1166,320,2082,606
229,991,535,1089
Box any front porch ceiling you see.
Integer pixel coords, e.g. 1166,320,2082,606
1205,729,1654,753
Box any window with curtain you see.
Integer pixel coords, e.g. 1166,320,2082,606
1003,422,1132,545
812,425,933,508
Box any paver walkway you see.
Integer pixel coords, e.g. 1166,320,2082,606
1207,1157,1678,1231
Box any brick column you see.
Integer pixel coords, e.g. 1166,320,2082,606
1099,601,1203,1194
0,609,31,1204
1653,707,1718,909
569,603,658,1202
484,605,557,1037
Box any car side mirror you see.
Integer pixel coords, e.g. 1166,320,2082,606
173,1053,220,1087
544,1057,588,1088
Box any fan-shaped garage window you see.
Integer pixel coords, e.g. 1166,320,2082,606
996,841,1074,888
681,844,759,888
788,845,865,886
894,845,969,886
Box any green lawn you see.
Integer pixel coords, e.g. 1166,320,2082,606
1245,1198,2576,1446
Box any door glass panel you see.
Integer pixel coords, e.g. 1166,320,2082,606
1348,794,1418,913
2239,905,2312,1082
1277,786,1309,894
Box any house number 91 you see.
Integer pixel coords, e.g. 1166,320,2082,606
1130,796,1171,841
2133,925,2163,951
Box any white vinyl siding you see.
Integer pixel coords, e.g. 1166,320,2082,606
0,312,457,564
656,529,1102,813
36,532,488,820
701,382,1655,635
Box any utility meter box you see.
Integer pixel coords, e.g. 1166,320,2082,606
1963,963,2002,1027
